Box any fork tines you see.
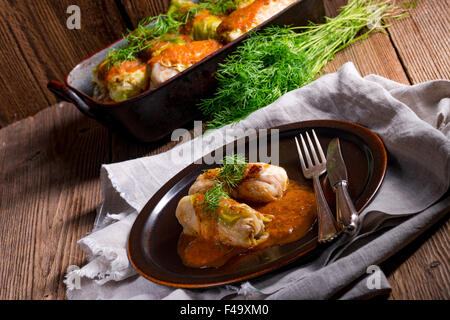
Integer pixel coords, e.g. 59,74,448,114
294,130,326,174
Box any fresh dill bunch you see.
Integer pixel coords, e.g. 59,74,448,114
199,0,405,128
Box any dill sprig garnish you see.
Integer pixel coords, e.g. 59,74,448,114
201,154,248,214
218,154,248,190
106,10,196,67
198,0,407,128
202,182,230,215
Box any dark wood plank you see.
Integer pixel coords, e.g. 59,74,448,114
118,0,170,27
323,31,410,84
387,0,450,83
0,0,127,126
322,0,410,84
0,102,110,299
383,216,450,300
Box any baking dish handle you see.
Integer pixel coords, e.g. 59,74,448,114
47,80,98,120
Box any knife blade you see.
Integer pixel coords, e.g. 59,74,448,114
327,138,348,187
326,138,359,234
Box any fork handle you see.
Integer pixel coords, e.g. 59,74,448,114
335,181,359,235
313,175,339,243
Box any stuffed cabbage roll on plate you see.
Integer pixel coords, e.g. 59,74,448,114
176,194,272,248
189,163,289,203
176,160,317,269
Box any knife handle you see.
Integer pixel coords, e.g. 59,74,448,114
313,176,339,243
335,181,359,234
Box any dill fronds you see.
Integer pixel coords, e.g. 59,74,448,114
202,182,230,214
199,0,407,128
106,10,196,67
219,154,248,190
201,154,248,215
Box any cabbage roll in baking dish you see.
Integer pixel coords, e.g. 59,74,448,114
189,163,288,203
169,0,223,41
176,194,272,247
148,39,222,88
92,59,149,103
217,0,296,42
92,38,221,101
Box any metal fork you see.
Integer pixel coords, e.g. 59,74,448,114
295,130,339,243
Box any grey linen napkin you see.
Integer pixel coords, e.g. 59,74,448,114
65,62,450,300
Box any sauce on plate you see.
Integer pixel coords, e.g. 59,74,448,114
177,180,316,268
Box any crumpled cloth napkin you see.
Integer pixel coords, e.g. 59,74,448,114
65,62,450,300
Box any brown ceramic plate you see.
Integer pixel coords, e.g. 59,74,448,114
128,120,387,288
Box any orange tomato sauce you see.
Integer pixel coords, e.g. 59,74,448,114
177,180,317,268
97,59,147,83
141,34,192,60
217,0,269,33
149,39,222,68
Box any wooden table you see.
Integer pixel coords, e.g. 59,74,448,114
0,0,448,300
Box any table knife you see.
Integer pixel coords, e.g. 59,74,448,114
326,138,359,234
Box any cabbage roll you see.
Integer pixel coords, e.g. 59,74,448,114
217,0,296,42
168,0,223,40
176,194,272,247
189,163,289,203
140,34,192,61
92,59,149,103
148,39,222,87
167,0,197,15
191,10,223,40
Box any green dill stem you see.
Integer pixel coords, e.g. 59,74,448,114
202,182,229,214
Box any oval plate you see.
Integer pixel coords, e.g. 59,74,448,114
128,120,387,288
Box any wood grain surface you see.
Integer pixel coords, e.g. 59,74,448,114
0,0,127,126
387,0,450,84
322,0,410,84
383,214,450,300
118,0,170,27
0,103,109,299
0,0,448,300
